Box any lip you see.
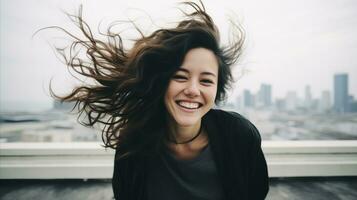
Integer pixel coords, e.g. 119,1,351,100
175,100,203,113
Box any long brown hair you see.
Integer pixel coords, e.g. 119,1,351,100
49,1,244,159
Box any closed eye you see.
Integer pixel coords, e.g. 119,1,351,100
201,79,214,84
172,75,187,81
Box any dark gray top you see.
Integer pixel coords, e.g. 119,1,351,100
147,144,224,200
113,109,269,200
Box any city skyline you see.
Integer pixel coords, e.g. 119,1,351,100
1,0,357,112
234,73,357,113
0,72,354,112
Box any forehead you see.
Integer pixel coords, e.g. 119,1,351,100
179,48,218,75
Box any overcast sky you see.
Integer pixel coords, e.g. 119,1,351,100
1,0,357,111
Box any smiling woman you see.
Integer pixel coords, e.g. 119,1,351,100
50,1,269,200
164,48,218,145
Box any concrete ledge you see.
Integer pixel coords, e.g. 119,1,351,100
1,141,357,179
264,140,357,177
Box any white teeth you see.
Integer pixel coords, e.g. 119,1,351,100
178,101,200,109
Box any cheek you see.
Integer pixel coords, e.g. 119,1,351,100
206,86,218,105
164,82,176,106
212,88,218,103
164,89,171,108
213,84,219,102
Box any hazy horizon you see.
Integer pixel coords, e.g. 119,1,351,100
1,0,357,111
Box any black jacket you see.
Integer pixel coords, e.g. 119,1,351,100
112,109,269,200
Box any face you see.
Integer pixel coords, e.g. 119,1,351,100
164,48,218,128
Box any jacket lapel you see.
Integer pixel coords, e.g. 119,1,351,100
203,110,233,200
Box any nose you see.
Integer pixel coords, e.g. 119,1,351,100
184,81,200,97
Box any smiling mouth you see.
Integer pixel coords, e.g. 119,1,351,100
175,101,203,110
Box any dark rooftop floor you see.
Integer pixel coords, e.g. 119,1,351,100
1,177,357,200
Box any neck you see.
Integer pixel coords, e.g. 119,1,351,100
168,120,201,144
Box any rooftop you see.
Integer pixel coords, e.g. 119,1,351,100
1,141,357,199
1,177,356,200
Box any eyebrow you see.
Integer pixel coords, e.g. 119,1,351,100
177,68,217,77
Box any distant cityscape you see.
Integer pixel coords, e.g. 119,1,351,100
227,73,357,114
0,73,356,143
219,73,357,141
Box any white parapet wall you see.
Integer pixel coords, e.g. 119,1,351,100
264,140,357,177
1,141,357,179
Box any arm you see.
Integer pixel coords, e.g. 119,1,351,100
112,151,129,200
247,124,269,199
112,152,147,200
112,153,122,200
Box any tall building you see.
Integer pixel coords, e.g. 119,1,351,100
243,90,254,108
258,84,272,107
304,85,312,109
349,95,357,112
334,74,349,113
286,91,298,111
318,90,331,112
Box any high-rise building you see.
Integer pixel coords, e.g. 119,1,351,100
258,84,272,107
243,90,254,108
304,85,312,109
286,91,298,111
349,95,357,112
318,90,331,112
334,73,349,113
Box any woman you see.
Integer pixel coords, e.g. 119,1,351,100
52,1,269,199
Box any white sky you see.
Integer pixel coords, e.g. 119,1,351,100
1,0,357,111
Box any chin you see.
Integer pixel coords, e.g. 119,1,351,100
174,117,201,127
169,109,206,127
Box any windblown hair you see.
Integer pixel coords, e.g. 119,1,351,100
51,1,244,158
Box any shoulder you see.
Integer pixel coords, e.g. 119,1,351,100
205,109,261,143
